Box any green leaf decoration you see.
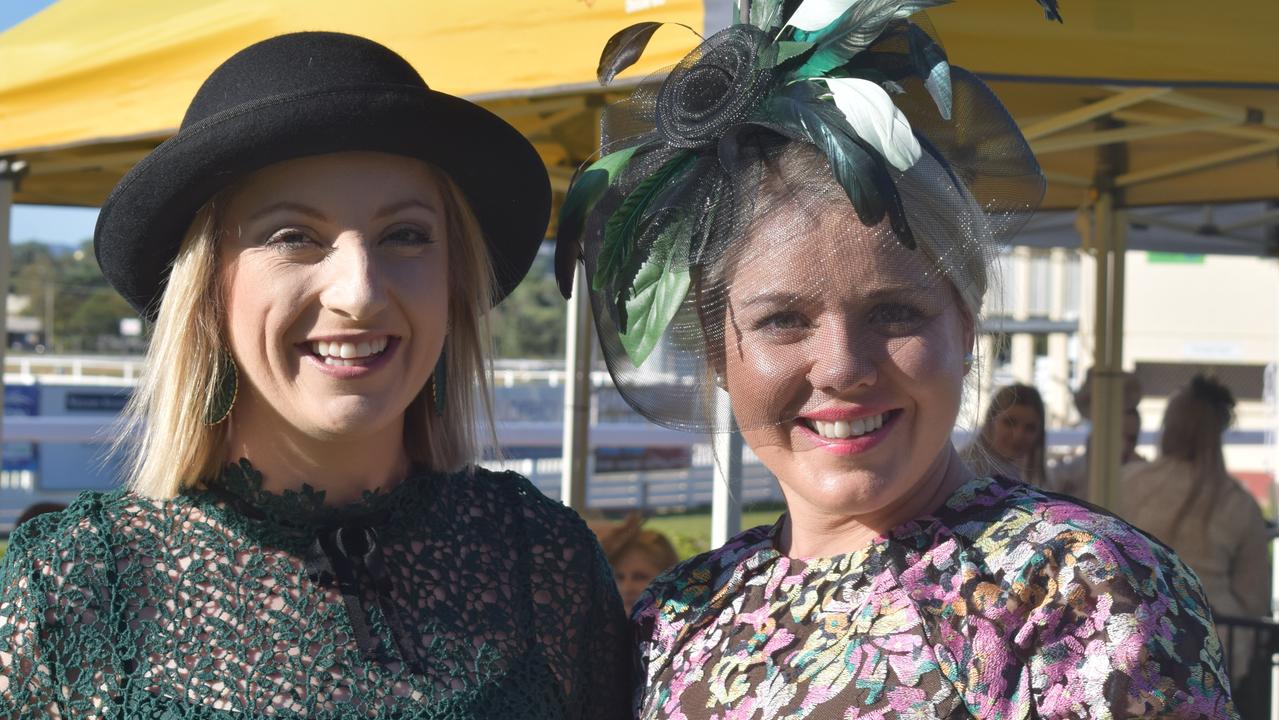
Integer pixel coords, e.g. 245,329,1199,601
594,151,696,296
619,227,693,367
555,144,643,297
775,40,815,66
792,0,950,77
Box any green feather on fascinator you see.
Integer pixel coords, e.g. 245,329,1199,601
556,0,1058,369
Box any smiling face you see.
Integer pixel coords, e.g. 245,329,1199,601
719,202,973,523
219,151,448,444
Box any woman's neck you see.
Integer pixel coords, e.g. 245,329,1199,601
778,443,973,558
223,397,412,506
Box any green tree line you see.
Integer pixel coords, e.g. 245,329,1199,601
8,240,136,353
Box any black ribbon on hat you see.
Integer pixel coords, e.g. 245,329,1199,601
304,522,425,674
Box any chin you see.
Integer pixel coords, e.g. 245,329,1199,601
304,400,404,439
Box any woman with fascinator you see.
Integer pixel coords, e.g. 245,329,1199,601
0,33,629,718
557,1,1237,716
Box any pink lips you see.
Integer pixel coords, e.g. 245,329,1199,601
300,336,400,380
794,407,901,456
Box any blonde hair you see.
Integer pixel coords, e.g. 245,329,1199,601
117,164,498,499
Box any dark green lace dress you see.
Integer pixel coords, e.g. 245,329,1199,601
0,461,630,719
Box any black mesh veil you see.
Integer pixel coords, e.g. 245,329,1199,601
560,9,1045,433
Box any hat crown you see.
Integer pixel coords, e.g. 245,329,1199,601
183,31,428,129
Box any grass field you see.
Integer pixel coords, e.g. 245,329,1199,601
636,504,786,560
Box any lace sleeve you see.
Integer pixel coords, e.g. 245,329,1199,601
578,533,632,719
506,473,631,720
0,507,115,718
1024,527,1239,719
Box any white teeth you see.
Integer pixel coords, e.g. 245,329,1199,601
309,337,390,362
811,413,888,439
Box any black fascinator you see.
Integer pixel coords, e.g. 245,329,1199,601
557,0,1057,432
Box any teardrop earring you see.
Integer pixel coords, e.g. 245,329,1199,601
205,350,239,426
429,349,447,417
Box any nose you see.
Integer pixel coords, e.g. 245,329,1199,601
806,317,878,393
319,234,389,321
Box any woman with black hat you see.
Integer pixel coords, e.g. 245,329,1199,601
0,32,629,718
558,0,1237,716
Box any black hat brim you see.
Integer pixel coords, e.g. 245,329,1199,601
95,85,550,318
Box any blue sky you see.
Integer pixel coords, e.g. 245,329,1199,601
4,0,100,247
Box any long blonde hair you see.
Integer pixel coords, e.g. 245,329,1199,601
117,164,497,499
1162,374,1235,538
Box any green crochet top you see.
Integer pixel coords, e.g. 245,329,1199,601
0,461,630,719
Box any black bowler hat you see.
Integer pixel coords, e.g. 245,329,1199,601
95,31,551,318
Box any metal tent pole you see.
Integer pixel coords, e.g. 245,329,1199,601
560,266,593,511
1086,191,1127,510
0,158,28,446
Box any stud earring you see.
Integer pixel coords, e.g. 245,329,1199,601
962,352,975,374
205,349,238,426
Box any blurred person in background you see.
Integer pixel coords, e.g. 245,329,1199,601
594,512,679,614
1120,374,1270,709
960,383,1047,487
0,32,628,719
1047,367,1146,502
13,502,66,530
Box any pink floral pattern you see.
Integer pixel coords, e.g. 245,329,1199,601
633,476,1238,719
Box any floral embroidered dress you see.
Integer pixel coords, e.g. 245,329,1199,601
633,475,1237,719
0,461,630,719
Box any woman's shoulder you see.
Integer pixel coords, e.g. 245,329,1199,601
0,487,157,594
436,465,599,546
943,475,1206,610
633,523,774,619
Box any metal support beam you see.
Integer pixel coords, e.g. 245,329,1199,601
560,266,593,511
0,158,29,446
1031,117,1235,155
711,393,743,548
1021,87,1170,141
1086,192,1127,510
1117,139,1279,188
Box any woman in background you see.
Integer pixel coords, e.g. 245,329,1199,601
595,513,680,614
961,383,1047,486
1121,374,1270,705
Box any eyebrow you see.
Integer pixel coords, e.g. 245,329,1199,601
245,198,438,223
372,198,438,220
247,201,328,222
737,282,935,307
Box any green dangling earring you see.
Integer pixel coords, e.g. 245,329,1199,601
430,348,447,417
205,350,239,426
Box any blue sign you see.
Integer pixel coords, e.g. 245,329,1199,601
4,385,39,473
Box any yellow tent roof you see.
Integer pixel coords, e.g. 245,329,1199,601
2,0,1278,212
0,0,712,204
